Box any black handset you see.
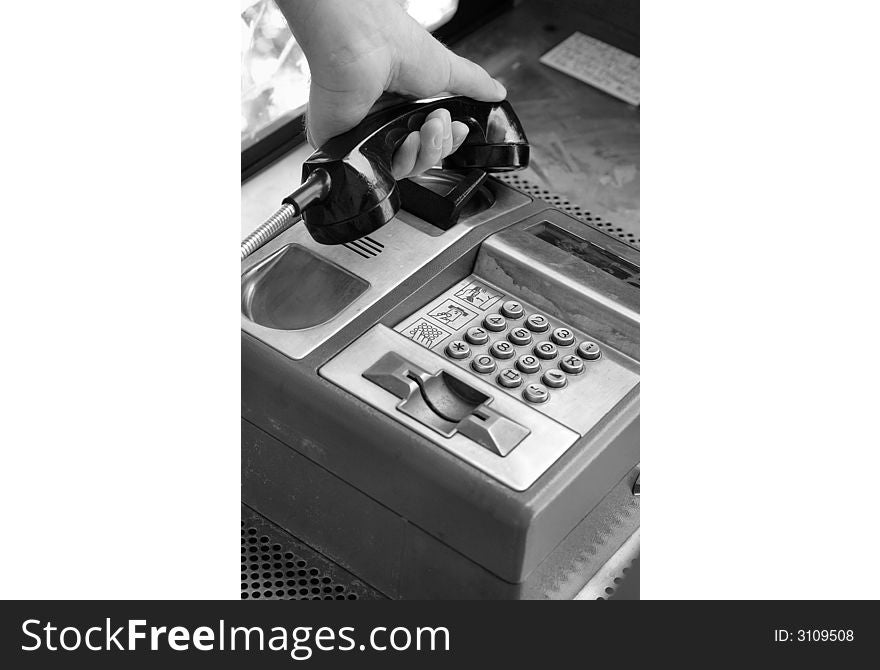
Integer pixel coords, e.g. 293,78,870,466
296,96,529,245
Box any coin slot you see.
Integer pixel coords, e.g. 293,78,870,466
530,221,640,288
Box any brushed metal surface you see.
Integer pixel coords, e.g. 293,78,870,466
241,177,529,361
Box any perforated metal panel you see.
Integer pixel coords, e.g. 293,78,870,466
241,504,384,600
607,556,639,600
498,174,640,248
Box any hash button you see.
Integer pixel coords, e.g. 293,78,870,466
497,368,523,388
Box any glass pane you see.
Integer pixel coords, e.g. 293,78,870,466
241,0,460,151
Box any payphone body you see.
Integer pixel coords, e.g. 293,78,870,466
241,166,639,599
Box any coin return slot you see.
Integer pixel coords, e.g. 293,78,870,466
364,353,529,457
405,371,489,424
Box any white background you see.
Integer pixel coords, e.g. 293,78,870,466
1,1,878,599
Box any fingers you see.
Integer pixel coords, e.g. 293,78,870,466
391,131,420,179
391,110,472,179
451,120,468,149
428,108,453,158
409,116,444,176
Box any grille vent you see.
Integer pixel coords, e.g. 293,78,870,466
498,174,640,249
343,236,384,259
241,504,383,600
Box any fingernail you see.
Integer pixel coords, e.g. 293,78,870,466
432,133,443,148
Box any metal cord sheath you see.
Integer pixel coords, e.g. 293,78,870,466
240,204,301,261
240,168,331,261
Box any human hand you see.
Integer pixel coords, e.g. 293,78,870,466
275,0,506,178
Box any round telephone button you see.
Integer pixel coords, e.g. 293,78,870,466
523,383,550,404
500,300,525,319
471,354,496,374
560,354,585,375
465,326,489,346
551,327,575,347
489,341,515,359
508,327,533,346
445,340,471,359
534,341,558,360
497,368,523,388
525,314,550,332
483,314,507,332
516,354,541,374
577,341,602,360
542,369,568,388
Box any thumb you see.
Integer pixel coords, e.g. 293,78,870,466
305,81,381,148
392,35,507,102
443,51,507,101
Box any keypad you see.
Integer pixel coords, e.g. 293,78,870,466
525,314,550,332
577,341,602,360
490,340,515,359
471,354,496,374
534,341,558,360
508,327,532,346
398,277,608,408
551,327,575,347
500,300,525,319
516,354,541,374
465,326,489,346
560,353,584,375
523,383,549,404
542,369,567,388
445,340,470,359
483,314,507,332
497,368,523,388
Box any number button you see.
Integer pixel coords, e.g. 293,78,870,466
500,300,524,319
525,314,550,332
577,341,601,360
516,354,541,374
483,314,507,332
551,327,575,347
560,354,585,375
465,326,489,346
445,340,471,359
508,327,532,346
523,383,549,404
489,341,515,359
534,341,558,360
497,368,523,388
471,354,496,374
542,369,567,388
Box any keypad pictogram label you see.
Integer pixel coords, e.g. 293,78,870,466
403,319,451,348
427,300,478,330
454,282,502,310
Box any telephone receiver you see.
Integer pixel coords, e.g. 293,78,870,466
297,95,530,245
